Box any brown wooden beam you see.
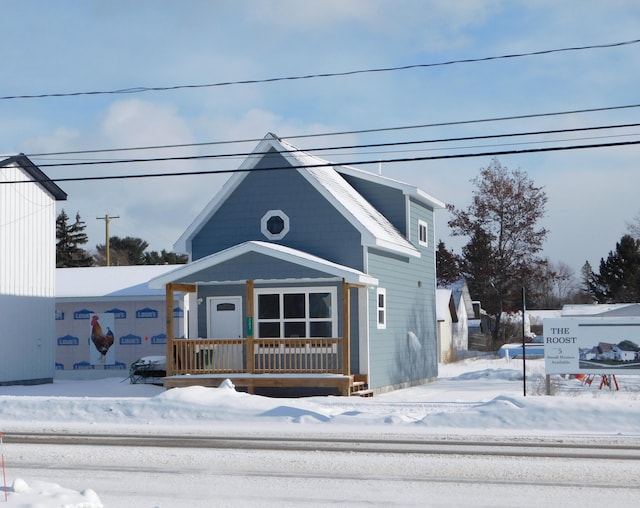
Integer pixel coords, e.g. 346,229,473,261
167,283,197,293
246,280,255,381
165,284,175,375
342,280,351,376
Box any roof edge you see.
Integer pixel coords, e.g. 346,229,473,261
1,154,67,201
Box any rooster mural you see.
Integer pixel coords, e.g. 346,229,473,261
90,314,115,364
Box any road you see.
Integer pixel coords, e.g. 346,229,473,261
4,434,640,507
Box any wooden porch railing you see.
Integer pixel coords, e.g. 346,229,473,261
168,337,345,376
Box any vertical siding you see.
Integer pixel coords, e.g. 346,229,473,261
366,199,438,390
0,163,56,383
0,163,55,296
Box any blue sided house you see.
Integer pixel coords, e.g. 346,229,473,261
150,133,445,396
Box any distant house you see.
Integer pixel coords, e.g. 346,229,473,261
436,289,458,363
613,345,636,362
55,265,185,376
446,279,473,353
595,342,616,361
0,155,66,385
150,133,445,395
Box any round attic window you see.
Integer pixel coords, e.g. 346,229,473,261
261,209,290,240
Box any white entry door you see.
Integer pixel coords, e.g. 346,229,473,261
207,296,243,339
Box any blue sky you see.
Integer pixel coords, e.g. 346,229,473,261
2,0,640,276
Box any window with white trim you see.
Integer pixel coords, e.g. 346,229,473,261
255,287,336,338
376,288,386,329
418,220,428,247
261,209,290,240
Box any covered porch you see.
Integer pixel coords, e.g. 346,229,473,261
162,281,370,396
151,242,378,396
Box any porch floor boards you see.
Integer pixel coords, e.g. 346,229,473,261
163,373,354,396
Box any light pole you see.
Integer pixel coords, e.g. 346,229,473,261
97,214,119,266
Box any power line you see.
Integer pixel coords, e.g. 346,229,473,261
3,38,639,101
28,121,640,169
27,102,640,158
6,138,640,185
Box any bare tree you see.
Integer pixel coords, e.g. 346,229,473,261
626,210,640,240
448,158,548,348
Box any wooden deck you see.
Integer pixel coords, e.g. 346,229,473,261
164,372,354,395
160,281,371,396
163,337,370,396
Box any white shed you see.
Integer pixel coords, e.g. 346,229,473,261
0,155,66,385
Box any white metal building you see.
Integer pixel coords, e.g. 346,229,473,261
0,155,67,385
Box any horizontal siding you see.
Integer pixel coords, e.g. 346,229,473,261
340,174,407,235
192,153,364,270
366,199,438,390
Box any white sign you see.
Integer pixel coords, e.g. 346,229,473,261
544,317,640,375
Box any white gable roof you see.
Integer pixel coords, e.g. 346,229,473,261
150,240,378,288
174,133,425,258
57,265,183,300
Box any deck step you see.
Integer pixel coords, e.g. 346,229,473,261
351,389,374,397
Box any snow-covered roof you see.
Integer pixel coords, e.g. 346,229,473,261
56,265,183,300
175,133,437,258
149,240,379,288
436,289,457,322
562,303,640,317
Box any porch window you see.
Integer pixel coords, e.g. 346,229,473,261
255,287,336,338
376,288,386,329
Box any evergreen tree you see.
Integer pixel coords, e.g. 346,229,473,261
587,235,640,303
95,236,149,266
56,210,93,267
143,249,188,265
435,240,461,287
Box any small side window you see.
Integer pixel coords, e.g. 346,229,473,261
376,288,386,329
418,220,428,247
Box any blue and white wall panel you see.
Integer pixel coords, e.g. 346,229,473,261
0,163,57,384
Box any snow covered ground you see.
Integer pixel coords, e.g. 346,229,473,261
1,355,639,507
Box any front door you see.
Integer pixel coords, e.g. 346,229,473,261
207,296,243,339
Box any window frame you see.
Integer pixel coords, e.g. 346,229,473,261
254,286,337,339
376,287,386,329
261,209,290,240
418,219,428,247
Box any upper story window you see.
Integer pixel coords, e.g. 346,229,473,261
261,209,290,240
418,220,428,247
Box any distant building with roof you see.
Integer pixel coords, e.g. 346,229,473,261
55,265,185,376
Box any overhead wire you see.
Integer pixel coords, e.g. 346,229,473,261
2,38,639,101
26,103,640,159
27,121,640,168
5,138,640,185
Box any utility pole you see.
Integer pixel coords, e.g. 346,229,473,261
97,214,119,266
